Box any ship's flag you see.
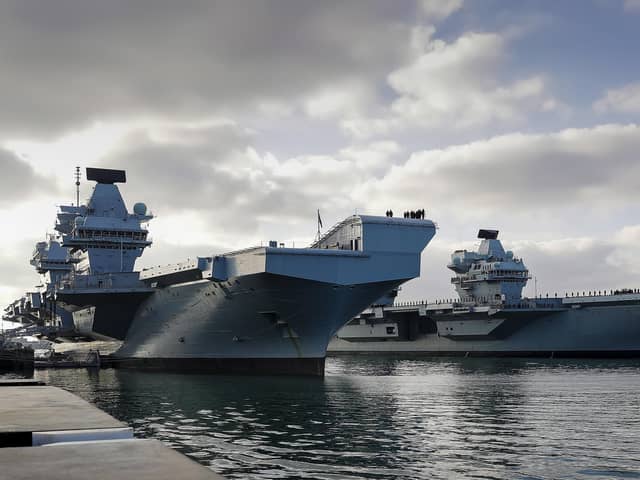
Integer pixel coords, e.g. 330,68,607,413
317,209,323,228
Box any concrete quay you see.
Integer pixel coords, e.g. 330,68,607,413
0,380,224,479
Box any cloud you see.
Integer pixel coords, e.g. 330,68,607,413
593,82,640,113
342,31,558,139
388,33,546,126
93,121,640,287
0,0,415,137
0,148,56,206
87,121,404,249
354,123,640,223
0,0,639,318
623,0,640,12
10,119,639,260
0,237,53,307
513,230,640,296
606,225,640,274
419,0,464,21
3,119,640,307
303,81,375,120
400,224,640,303
339,141,403,176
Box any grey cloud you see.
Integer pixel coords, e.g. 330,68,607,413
0,238,45,298
593,82,640,114
97,122,640,255
355,124,640,219
110,124,252,208
97,123,358,243
0,0,415,137
0,148,55,206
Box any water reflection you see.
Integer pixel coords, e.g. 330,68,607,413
29,357,640,480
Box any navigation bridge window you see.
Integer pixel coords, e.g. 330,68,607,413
74,229,148,241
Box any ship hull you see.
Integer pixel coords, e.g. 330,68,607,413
114,273,402,375
50,215,436,375
328,303,640,356
58,291,152,340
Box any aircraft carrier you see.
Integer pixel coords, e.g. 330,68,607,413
329,229,640,357
12,167,437,375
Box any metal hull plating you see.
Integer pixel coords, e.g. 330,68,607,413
115,273,402,375
59,291,152,340
328,302,640,356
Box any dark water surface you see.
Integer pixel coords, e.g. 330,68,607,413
23,357,640,479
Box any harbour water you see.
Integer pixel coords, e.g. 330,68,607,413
7,356,640,479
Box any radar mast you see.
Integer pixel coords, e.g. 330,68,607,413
74,166,81,206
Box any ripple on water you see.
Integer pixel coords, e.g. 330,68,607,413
14,357,640,479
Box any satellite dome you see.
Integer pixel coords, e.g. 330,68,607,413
133,202,147,215
74,217,84,226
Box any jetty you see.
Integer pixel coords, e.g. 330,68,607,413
0,379,224,479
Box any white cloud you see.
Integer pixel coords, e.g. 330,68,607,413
624,0,640,12
354,123,640,219
303,82,374,120
607,225,640,274
343,31,558,139
593,82,640,113
339,141,403,175
419,0,464,21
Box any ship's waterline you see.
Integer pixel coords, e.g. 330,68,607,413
117,275,402,363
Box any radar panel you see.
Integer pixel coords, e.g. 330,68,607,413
86,168,126,184
478,229,499,240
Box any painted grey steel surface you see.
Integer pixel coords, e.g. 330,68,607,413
330,303,640,354
5,166,437,373
331,230,640,356
116,216,437,371
118,274,401,361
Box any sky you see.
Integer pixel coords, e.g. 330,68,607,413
1,0,640,307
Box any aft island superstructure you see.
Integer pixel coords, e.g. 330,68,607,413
20,167,436,375
329,229,640,357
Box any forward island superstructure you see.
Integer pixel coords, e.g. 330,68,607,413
12,167,437,375
329,229,640,356
54,168,154,340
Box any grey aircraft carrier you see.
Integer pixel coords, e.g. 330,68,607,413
8,167,437,375
329,229,640,357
